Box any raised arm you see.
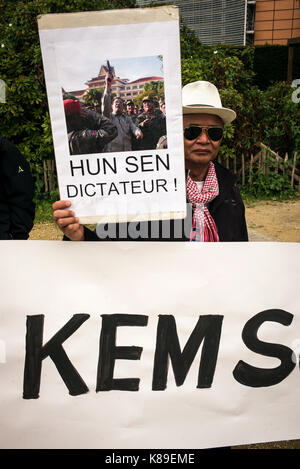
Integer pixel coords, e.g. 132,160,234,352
102,73,113,119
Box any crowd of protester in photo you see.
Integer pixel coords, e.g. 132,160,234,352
64,74,167,156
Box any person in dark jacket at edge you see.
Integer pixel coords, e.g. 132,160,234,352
52,81,248,243
0,136,35,240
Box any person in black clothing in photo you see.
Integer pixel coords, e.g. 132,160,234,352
52,81,248,243
134,96,167,151
64,99,118,155
0,136,35,239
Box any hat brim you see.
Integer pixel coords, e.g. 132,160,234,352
182,106,236,125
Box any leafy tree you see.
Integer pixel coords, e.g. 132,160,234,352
82,87,104,111
134,80,165,107
261,82,300,155
0,0,136,197
180,34,261,161
63,94,79,101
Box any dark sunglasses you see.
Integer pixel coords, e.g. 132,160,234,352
184,125,223,142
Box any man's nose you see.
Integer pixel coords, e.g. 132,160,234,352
195,128,210,143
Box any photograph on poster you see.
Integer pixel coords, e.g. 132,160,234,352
60,54,167,156
38,8,185,223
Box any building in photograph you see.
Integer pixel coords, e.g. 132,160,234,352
62,87,87,101
63,63,163,102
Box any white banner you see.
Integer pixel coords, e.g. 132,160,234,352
38,7,186,224
0,241,300,449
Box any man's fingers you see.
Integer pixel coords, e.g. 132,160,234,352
52,200,71,211
56,217,79,229
65,223,81,233
51,200,84,240
65,224,84,241
53,209,75,221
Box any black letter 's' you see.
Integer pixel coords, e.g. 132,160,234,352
233,309,295,387
23,314,90,399
96,314,148,391
152,315,223,390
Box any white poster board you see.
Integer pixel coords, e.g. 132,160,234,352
38,7,186,224
0,241,300,450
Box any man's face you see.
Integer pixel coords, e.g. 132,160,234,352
143,100,154,114
183,113,223,168
127,104,134,114
112,98,124,115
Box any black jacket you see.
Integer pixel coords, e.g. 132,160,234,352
0,137,35,239
66,108,118,155
208,161,248,242
76,161,248,242
134,110,166,151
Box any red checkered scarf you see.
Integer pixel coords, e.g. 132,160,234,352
186,162,220,242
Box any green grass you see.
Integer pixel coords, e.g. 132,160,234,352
34,200,54,223
34,190,59,223
240,191,300,206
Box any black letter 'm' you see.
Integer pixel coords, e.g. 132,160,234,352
233,309,295,387
96,314,148,392
152,315,223,390
23,314,90,399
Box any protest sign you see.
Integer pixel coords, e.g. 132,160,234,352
0,241,300,449
38,7,186,224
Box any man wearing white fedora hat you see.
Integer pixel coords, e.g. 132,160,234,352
181,80,248,242
52,81,247,242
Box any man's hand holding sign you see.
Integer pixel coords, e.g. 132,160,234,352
52,200,83,241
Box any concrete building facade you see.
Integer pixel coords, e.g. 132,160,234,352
137,0,255,45
137,0,300,46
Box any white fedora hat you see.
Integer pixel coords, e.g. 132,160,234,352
182,81,236,125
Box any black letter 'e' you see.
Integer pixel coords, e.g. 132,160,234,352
96,314,148,392
233,309,295,387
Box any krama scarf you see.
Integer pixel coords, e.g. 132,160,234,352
186,161,219,242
